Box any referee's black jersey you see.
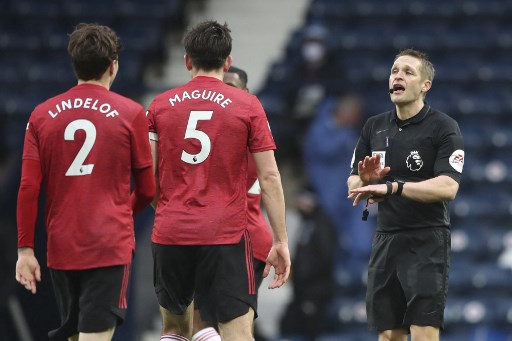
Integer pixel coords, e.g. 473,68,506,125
350,103,464,232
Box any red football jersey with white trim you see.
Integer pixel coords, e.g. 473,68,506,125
246,152,272,262
148,76,276,245
22,83,152,269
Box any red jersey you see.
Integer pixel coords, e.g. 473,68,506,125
21,84,152,270
147,76,276,245
246,152,272,262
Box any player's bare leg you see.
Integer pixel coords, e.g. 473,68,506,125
160,304,193,339
77,327,115,341
378,329,408,341
410,325,439,341
191,306,220,340
218,307,254,340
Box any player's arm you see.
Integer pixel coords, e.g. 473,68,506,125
129,108,156,213
150,139,159,209
252,150,290,289
130,166,156,216
16,158,42,294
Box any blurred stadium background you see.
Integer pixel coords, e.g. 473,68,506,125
2,0,512,340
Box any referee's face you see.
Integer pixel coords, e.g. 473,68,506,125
389,55,428,105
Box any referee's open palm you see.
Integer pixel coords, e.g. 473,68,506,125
358,155,390,183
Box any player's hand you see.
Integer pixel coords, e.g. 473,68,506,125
264,242,291,289
15,248,41,294
358,155,391,184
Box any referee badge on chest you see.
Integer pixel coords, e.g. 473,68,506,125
372,151,386,169
406,150,423,171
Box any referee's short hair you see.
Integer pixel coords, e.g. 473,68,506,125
395,48,435,82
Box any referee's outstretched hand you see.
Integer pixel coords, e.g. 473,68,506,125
357,155,390,184
264,242,291,289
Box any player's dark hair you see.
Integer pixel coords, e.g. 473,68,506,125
227,66,248,87
68,23,122,81
183,20,232,71
395,48,435,82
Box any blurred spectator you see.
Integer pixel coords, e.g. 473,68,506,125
291,24,345,113
303,93,374,271
280,188,338,339
265,23,344,166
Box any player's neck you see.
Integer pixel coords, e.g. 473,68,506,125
191,68,224,81
77,79,111,90
77,68,114,90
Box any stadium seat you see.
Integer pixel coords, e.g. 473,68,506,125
450,260,512,297
451,187,512,222
0,0,186,113
325,297,368,330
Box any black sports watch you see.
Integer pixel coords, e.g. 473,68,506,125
395,180,405,196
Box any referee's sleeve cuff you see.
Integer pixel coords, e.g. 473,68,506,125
149,132,158,141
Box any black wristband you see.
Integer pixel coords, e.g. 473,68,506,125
385,181,393,197
395,180,405,196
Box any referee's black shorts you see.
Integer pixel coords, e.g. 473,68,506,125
366,227,450,332
152,231,257,324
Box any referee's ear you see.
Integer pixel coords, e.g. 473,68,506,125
421,80,432,93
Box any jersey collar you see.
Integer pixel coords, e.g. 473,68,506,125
391,102,430,128
73,83,109,91
192,75,223,83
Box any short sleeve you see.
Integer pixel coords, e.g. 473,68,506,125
146,101,158,141
248,96,276,153
434,119,464,182
350,121,372,176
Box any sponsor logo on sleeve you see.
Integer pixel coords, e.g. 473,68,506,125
449,150,464,173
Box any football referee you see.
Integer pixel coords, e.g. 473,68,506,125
347,49,464,341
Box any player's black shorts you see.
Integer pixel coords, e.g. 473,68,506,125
366,227,450,332
192,257,267,319
48,264,131,340
254,259,266,292
152,231,257,324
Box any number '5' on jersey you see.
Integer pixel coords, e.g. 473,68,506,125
147,76,275,245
